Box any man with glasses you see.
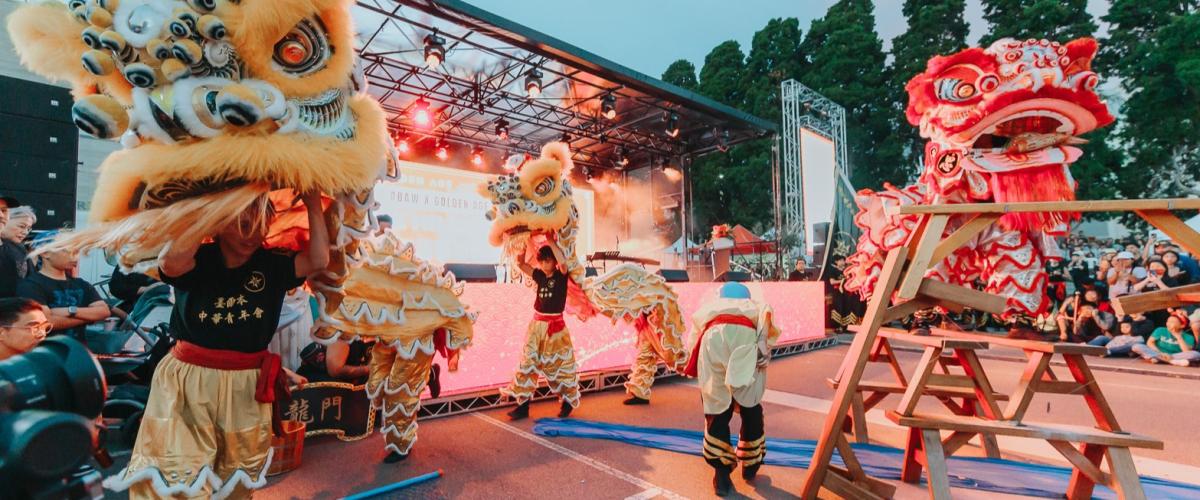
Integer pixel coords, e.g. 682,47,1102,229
0,297,51,361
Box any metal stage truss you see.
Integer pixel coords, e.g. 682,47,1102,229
416,336,839,420
780,79,848,252
353,0,776,173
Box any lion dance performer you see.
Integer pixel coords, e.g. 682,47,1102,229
480,143,689,410
843,38,1115,337
6,0,407,496
685,282,780,496
313,232,475,463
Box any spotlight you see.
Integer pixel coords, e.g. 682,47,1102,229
525,68,543,98
614,146,629,168
582,166,593,181
423,32,446,69
716,128,731,153
394,131,411,154
470,146,484,166
664,112,680,138
560,131,572,144
412,97,432,127
663,165,682,182
435,141,449,161
600,93,617,120
494,118,510,141
598,133,608,144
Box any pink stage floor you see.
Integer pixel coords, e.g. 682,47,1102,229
439,281,826,394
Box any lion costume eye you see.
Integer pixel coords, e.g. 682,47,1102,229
272,18,330,75
533,177,555,197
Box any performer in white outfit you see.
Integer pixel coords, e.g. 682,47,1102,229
683,282,781,496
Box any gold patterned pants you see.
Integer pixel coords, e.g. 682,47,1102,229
624,339,658,400
500,319,581,407
103,354,273,500
367,343,433,457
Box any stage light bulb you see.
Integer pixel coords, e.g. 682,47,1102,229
396,138,410,154
470,147,484,166
664,113,680,138
525,68,543,98
663,166,682,181
423,33,446,69
435,143,449,161
412,97,432,127
601,94,617,120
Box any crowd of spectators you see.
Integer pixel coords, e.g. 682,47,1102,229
1049,234,1200,365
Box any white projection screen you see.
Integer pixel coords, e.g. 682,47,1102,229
800,129,837,255
374,161,595,265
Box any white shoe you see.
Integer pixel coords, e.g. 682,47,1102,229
1170,359,1192,367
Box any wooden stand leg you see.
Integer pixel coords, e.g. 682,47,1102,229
970,400,1002,458
921,429,953,500
1106,447,1148,500
900,427,923,483
851,392,869,444
1066,443,1106,500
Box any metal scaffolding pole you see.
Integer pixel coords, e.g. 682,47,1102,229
780,79,848,256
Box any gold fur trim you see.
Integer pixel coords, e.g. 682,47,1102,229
5,3,132,103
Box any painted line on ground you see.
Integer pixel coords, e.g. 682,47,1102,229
760,388,1200,486
470,413,686,500
623,488,665,500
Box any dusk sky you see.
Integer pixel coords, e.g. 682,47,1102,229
462,0,1111,79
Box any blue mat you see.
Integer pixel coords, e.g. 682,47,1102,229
532,418,1200,499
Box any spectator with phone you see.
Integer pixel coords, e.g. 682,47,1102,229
1132,311,1200,366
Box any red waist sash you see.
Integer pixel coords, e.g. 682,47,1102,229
171,341,291,435
682,314,756,378
533,312,567,335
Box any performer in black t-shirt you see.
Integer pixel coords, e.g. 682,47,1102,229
501,243,581,420
106,193,329,499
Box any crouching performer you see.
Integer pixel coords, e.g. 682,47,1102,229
684,282,781,496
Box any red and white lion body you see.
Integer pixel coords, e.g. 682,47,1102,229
844,38,1115,317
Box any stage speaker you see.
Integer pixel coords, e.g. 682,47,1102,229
812,243,827,270
813,222,831,247
656,268,689,283
444,263,497,283
716,271,751,282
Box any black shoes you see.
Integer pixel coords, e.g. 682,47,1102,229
428,363,442,399
383,451,408,464
713,467,734,496
558,400,574,418
622,396,650,406
741,463,760,481
507,401,530,420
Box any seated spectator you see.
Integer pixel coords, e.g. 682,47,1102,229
1066,251,1092,291
1065,303,1114,343
1095,249,1116,284
1135,259,1175,326
1106,251,1146,300
1132,312,1200,366
1056,289,1110,337
298,338,374,385
0,297,50,361
0,196,26,298
1088,315,1145,356
108,265,161,314
1160,250,1191,285
1169,243,1200,281
1127,312,1157,340
17,237,111,341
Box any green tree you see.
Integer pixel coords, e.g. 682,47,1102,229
979,0,1097,46
689,41,747,236
800,0,903,190
887,0,969,167
660,59,698,91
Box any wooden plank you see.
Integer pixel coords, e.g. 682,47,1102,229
1004,351,1052,421
1066,443,1107,500
1048,440,1110,486
876,328,989,350
886,411,1163,449
851,393,869,444
929,213,1001,265
922,429,954,500
1106,447,1149,500
941,431,978,456
1033,380,1088,395
972,400,1003,458
825,465,893,500
926,373,978,389
898,347,943,416
900,427,923,483
893,198,1200,216
931,328,1106,356
880,338,909,386
883,297,938,323
898,215,950,300
1137,209,1200,258
801,247,909,500
955,349,1004,419
1063,354,1122,433
917,278,1009,315
835,434,868,481
1111,283,1200,317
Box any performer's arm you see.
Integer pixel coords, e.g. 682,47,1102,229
325,341,369,381
548,244,568,273
517,261,534,278
159,234,204,278
295,192,331,278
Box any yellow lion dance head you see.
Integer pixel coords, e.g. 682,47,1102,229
6,0,393,264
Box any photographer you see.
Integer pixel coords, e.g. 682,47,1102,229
1066,251,1092,292
0,297,50,362
1064,303,1114,343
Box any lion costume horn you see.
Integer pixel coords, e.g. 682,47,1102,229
6,0,393,266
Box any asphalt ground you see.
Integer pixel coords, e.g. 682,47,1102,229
98,342,1200,499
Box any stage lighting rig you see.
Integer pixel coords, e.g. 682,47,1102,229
582,166,593,181
614,146,629,168
435,140,449,161
423,32,446,69
411,97,433,127
664,112,680,138
561,131,572,144
525,68,543,98
470,146,485,166
394,131,411,154
494,118,510,141
600,93,617,120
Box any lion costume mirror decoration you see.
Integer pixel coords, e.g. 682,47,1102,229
480,143,688,401
843,38,1114,326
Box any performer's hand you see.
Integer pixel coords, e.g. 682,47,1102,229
286,369,308,388
447,351,461,372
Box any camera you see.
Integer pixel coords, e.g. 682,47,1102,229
0,336,108,500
